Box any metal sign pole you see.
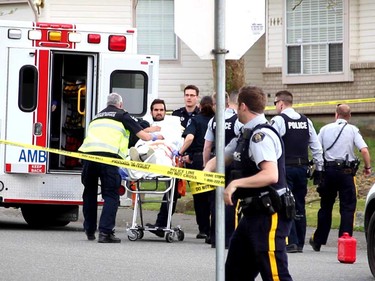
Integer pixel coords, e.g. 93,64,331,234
214,0,226,280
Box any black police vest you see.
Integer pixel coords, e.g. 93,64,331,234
212,113,238,146
280,113,309,165
230,123,286,199
172,106,199,129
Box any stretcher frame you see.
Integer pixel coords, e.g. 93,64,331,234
124,175,185,243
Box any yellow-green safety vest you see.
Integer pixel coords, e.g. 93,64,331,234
79,118,130,159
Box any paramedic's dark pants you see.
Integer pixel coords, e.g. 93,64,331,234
81,160,121,234
186,156,211,236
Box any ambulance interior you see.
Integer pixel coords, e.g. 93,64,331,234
48,53,95,172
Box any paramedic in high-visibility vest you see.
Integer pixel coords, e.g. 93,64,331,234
79,92,163,243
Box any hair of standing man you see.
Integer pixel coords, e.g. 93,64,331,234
275,90,293,106
238,86,267,114
229,90,239,105
336,104,351,120
212,92,229,107
107,92,122,106
150,98,166,111
200,95,215,117
184,84,200,96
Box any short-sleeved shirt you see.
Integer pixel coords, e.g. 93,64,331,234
318,118,368,162
225,114,282,169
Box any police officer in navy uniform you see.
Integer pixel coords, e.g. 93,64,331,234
204,86,293,280
203,92,242,248
310,104,371,251
179,95,215,239
79,93,162,243
271,90,323,253
172,84,200,128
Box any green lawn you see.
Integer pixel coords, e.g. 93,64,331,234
306,198,365,231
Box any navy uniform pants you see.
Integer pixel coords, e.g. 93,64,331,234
285,166,308,249
313,166,356,245
186,156,211,236
81,160,121,234
226,212,293,281
155,180,180,227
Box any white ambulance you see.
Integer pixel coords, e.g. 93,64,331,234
0,20,159,226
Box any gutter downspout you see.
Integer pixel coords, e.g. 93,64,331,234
27,0,38,22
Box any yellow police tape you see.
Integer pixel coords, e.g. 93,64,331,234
0,139,225,187
189,181,216,195
265,97,375,111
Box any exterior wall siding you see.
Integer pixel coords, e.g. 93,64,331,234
0,2,34,21
39,0,133,26
263,0,375,117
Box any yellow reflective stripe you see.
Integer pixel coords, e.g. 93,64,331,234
90,122,126,135
234,200,241,229
268,213,280,281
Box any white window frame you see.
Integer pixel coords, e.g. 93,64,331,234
135,0,178,61
282,0,352,84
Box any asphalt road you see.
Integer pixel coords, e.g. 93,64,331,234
0,206,373,281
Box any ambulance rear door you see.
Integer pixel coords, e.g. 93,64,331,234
5,48,42,173
95,54,159,119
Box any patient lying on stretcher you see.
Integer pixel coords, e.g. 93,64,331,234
127,99,184,175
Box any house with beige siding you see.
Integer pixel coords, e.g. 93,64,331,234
264,0,375,120
2,0,374,118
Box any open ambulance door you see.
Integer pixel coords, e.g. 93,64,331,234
96,54,159,118
5,48,40,174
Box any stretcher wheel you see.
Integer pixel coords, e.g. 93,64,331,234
127,230,138,241
165,232,174,243
137,229,144,239
177,230,185,241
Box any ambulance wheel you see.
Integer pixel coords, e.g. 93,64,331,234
21,205,77,227
367,212,375,277
177,230,185,241
165,232,174,243
127,230,138,241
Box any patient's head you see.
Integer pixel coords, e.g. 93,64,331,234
150,99,166,121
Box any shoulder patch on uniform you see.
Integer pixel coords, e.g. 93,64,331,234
252,132,265,143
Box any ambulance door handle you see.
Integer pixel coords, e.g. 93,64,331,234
77,87,86,115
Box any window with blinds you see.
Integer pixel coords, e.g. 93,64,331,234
286,0,343,75
136,0,178,60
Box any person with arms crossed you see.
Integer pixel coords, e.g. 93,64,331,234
310,104,371,251
271,90,324,253
79,93,163,243
204,86,293,280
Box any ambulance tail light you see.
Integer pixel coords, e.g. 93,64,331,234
8,29,22,39
48,31,62,42
88,34,101,44
108,35,126,52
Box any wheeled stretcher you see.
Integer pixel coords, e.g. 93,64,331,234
123,154,185,243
